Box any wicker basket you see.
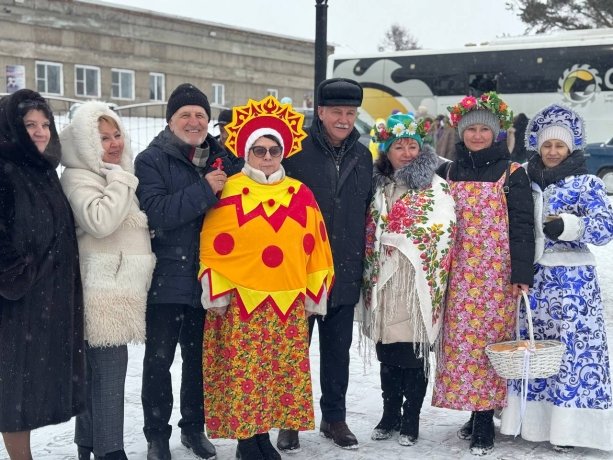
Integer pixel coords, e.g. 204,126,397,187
485,292,565,379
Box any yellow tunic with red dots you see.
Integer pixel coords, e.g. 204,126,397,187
198,172,334,320
199,172,334,438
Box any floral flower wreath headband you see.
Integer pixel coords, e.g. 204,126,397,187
224,95,307,159
447,91,513,130
371,113,427,152
524,103,586,152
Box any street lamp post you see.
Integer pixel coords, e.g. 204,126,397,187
314,0,328,107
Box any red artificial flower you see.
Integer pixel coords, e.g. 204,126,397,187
460,96,477,109
212,158,224,170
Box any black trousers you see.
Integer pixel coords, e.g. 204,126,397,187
309,304,355,423
141,303,205,441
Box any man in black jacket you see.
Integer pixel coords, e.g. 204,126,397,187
278,78,373,452
135,83,242,460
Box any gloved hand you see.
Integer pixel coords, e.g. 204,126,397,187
543,217,564,241
100,162,123,176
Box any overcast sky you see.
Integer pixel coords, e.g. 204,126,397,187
89,0,530,54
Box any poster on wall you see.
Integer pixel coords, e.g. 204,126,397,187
6,65,25,93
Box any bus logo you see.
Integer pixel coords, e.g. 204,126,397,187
558,64,602,105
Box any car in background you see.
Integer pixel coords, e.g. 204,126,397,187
585,137,613,194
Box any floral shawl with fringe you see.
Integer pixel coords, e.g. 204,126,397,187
360,174,456,345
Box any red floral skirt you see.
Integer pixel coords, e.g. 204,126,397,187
203,297,315,439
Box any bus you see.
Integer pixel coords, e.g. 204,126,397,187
328,28,613,144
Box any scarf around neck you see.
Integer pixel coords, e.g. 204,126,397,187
527,149,588,189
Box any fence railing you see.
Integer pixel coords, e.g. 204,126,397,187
0,94,229,154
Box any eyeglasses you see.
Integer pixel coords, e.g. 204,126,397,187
250,146,283,158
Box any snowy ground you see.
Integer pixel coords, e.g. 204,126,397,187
2,249,613,460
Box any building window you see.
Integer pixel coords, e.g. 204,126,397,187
212,83,224,105
75,65,100,98
36,61,63,95
267,88,278,98
149,72,165,101
111,68,134,100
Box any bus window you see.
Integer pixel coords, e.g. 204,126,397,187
468,73,498,96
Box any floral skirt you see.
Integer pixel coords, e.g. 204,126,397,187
203,297,315,439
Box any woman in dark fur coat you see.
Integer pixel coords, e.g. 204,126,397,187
0,89,84,459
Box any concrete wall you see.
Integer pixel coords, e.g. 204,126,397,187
0,0,331,113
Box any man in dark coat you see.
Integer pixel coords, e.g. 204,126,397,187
135,83,242,460
0,89,85,456
279,78,373,451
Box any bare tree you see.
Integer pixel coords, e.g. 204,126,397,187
378,24,420,51
506,0,613,33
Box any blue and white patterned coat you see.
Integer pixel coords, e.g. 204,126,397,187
500,174,613,451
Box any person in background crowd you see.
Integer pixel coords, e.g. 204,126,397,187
134,83,242,460
0,89,85,460
500,104,613,452
214,108,232,147
506,113,529,164
431,92,534,456
436,115,459,161
278,78,373,452
368,117,386,160
199,96,334,460
59,101,156,460
359,113,455,447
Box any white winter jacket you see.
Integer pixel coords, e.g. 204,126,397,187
59,101,155,347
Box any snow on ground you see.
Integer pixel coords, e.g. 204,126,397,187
2,246,613,460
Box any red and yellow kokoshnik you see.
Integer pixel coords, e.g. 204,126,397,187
198,96,334,320
224,95,308,159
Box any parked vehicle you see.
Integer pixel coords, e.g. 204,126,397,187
329,28,613,144
585,137,613,194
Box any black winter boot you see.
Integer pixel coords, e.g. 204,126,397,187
469,410,495,456
255,433,281,460
236,436,265,460
399,367,427,446
94,450,128,460
276,429,300,453
78,446,92,460
458,411,476,440
371,363,403,441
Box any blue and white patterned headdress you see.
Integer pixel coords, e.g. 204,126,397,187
525,104,586,152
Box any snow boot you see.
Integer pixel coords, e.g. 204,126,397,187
255,433,281,460
469,410,495,456
236,436,265,460
552,445,574,453
276,429,300,453
371,363,403,441
78,446,92,460
458,411,476,440
399,367,427,446
94,450,128,460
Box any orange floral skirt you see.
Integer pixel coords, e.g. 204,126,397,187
203,297,315,439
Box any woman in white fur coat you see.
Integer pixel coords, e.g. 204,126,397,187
59,101,156,460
